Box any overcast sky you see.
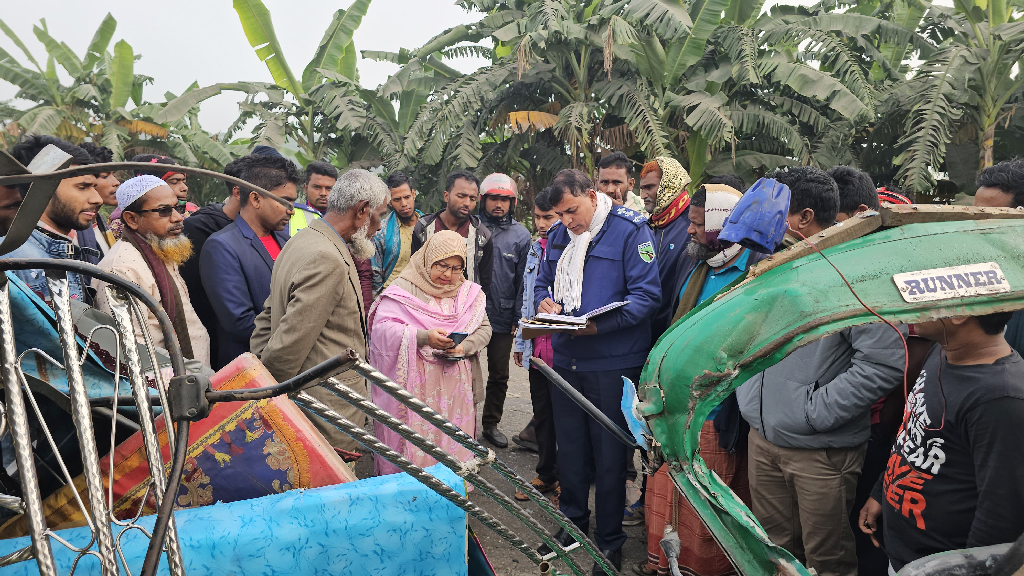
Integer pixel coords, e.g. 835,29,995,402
0,0,819,134
0,0,492,132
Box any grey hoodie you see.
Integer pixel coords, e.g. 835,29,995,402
736,323,906,449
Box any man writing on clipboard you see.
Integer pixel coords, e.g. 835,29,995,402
531,169,662,573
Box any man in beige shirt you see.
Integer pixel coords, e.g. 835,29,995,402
251,169,389,452
93,175,211,367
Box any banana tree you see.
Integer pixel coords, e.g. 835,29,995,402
157,0,375,165
0,14,167,159
892,0,1024,196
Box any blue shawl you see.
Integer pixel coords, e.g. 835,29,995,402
371,209,421,297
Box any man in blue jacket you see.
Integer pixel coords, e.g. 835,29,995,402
200,155,298,368
478,173,532,448
533,169,661,573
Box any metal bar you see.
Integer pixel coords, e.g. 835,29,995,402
0,546,34,567
293,391,544,565
0,494,25,514
107,286,186,576
205,351,358,403
350,359,616,575
0,277,56,575
529,358,639,449
0,162,292,208
321,377,587,576
127,295,177,455
46,271,118,575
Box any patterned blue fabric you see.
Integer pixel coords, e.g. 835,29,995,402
371,209,421,297
0,464,469,575
6,271,131,399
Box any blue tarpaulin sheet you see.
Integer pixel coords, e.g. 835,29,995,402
0,463,469,575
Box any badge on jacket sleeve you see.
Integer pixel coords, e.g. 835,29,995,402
638,241,655,263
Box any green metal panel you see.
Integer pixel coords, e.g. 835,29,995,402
639,219,1024,576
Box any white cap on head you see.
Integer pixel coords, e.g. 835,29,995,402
116,175,167,212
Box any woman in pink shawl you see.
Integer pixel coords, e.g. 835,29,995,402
368,230,491,475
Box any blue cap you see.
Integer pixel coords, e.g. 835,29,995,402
252,145,283,157
719,178,791,254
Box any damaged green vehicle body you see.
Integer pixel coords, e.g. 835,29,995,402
637,206,1024,576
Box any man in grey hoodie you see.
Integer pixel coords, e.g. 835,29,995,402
736,167,906,576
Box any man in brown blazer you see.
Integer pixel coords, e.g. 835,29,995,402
251,168,389,452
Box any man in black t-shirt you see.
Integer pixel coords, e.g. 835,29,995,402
859,311,1024,571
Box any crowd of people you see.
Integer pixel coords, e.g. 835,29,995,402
1,133,1022,576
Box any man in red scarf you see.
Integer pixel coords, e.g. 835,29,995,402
93,175,211,367
639,157,696,341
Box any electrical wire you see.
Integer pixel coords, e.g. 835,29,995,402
789,228,912,419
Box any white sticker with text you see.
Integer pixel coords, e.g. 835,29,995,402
893,262,1010,302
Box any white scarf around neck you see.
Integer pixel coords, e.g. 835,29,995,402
706,243,743,268
703,185,744,268
554,193,613,314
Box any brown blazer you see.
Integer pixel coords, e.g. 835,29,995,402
251,218,367,382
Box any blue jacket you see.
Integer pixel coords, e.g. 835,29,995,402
513,237,545,359
200,216,290,369
534,207,662,372
479,212,531,334
3,228,90,304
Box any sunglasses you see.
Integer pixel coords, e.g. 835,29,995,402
129,202,188,218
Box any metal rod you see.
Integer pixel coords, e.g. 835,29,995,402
321,377,587,576
350,359,617,575
0,546,34,567
206,351,358,403
0,162,293,209
46,271,119,575
128,295,178,455
107,286,186,575
293,391,544,564
0,494,25,514
529,358,639,449
0,277,56,575
141,419,190,576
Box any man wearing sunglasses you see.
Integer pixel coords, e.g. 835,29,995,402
93,175,211,367
201,155,298,369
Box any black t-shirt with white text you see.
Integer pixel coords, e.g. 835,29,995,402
874,346,1024,570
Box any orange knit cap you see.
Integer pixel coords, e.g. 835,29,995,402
640,161,662,180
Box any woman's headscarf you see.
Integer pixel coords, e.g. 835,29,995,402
396,230,467,299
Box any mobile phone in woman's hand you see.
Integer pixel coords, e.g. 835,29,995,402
447,332,469,347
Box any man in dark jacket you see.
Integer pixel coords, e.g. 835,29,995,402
200,155,297,369
736,167,906,576
477,173,532,448
534,169,661,573
180,155,248,365
410,170,493,295
638,156,695,341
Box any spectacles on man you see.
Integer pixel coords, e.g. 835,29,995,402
129,202,188,218
432,262,465,274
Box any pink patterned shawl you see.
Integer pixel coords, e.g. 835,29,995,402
367,280,486,475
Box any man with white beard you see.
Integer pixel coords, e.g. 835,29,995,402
94,175,211,367
251,169,389,453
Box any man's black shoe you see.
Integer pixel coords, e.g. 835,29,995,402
592,547,622,575
536,527,577,556
482,427,509,448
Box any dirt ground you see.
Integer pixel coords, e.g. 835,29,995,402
352,350,648,576
467,353,648,576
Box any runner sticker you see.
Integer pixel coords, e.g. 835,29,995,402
638,241,655,263
893,262,1010,302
